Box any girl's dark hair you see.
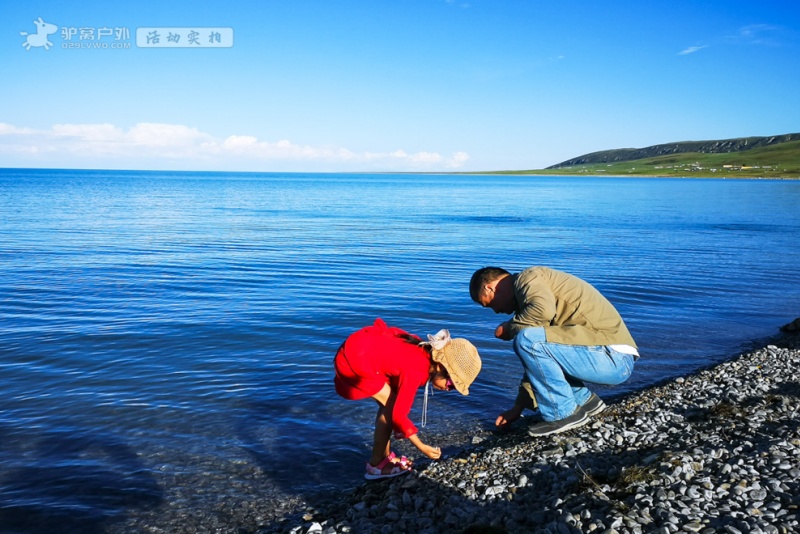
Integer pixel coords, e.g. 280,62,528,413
395,333,422,345
395,333,433,363
395,333,435,372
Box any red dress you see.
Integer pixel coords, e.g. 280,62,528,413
334,318,431,439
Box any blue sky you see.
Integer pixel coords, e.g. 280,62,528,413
2,0,798,172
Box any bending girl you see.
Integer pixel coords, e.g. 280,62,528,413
334,318,481,480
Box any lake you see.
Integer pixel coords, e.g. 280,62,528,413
1,168,799,531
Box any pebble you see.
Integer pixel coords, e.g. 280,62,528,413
268,332,800,533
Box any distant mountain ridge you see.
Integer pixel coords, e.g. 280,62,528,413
548,133,800,169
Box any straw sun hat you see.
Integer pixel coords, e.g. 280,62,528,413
424,329,481,395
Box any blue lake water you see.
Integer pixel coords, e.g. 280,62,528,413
1,168,799,531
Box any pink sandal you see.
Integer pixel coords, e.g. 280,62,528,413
387,451,412,468
365,453,412,480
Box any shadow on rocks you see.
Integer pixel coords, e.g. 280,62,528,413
256,334,800,533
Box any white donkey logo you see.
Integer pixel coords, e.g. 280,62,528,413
21,17,58,50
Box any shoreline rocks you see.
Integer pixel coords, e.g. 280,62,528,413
267,329,800,533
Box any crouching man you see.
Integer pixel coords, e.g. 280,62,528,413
469,266,639,437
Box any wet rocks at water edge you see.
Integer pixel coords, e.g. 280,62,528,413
270,331,800,534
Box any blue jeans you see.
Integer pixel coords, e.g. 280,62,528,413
513,327,635,421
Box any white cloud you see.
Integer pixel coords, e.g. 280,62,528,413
221,135,258,149
680,23,785,56
0,121,470,171
449,151,470,167
736,24,782,45
128,123,211,147
0,123,36,135
221,135,348,160
678,46,706,55
51,123,124,142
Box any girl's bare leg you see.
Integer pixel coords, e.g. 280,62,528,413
369,383,410,469
370,402,392,466
369,383,392,466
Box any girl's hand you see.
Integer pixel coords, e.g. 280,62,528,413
420,443,442,460
408,434,442,460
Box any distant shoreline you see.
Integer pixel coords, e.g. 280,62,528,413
459,170,800,180
3,166,799,179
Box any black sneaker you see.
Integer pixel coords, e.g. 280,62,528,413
578,393,606,417
527,409,589,437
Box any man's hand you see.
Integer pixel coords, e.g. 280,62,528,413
494,321,512,340
495,404,523,430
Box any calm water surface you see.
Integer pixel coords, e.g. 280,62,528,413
1,169,799,531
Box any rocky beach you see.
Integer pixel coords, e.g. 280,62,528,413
268,326,800,534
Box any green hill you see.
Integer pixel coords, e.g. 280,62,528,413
493,134,800,178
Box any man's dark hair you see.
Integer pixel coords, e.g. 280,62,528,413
469,267,510,302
